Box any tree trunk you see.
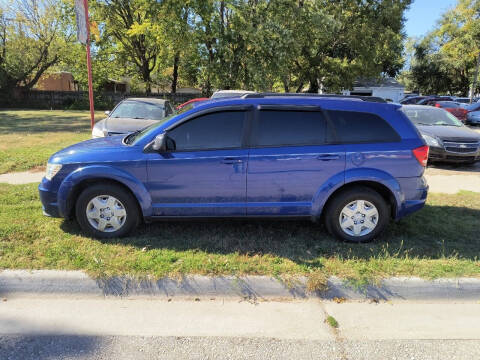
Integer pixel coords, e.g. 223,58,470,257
307,78,319,93
171,52,180,94
282,77,290,93
295,81,304,93
142,63,151,95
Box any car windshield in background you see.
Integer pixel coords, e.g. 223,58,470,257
401,107,463,127
436,101,462,108
126,113,179,145
110,101,165,120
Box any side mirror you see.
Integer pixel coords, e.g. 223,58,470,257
152,133,166,152
104,110,110,116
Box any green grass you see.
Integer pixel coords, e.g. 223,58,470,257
0,109,102,174
326,315,339,328
1,183,479,283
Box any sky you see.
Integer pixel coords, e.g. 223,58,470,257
404,0,458,38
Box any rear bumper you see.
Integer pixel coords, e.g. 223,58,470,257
396,176,429,220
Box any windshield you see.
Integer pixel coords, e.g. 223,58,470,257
401,107,463,127
110,100,166,120
126,103,200,145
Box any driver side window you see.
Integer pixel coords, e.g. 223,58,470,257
167,110,246,151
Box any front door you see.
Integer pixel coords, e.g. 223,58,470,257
247,107,345,216
146,109,249,216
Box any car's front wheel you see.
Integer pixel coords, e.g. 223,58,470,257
75,184,140,238
325,186,390,243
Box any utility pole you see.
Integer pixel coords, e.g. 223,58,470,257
470,53,480,104
75,0,95,130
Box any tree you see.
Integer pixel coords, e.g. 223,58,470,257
0,0,69,94
95,0,163,95
404,0,480,96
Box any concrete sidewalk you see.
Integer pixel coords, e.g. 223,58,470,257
1,297,480,359
0,170,43,184
2,271,480,359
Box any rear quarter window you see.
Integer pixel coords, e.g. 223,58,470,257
326,110,401,144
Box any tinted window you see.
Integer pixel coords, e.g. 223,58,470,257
327,110,400,143
255,110,326,146
167,111,245,151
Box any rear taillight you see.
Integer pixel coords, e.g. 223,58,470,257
413,145,429,167
435,103,441,108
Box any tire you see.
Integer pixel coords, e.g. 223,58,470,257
75,183,140,238
324,186,390,243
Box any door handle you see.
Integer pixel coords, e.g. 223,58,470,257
316,154,340,161
222,157,243,164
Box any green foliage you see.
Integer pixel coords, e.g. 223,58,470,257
402,0,480,95
56,0,411,95
0,0,72,93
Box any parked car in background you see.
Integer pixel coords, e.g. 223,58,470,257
401,105,480,164
399,96,426,104
39,95,429,243
211,90,256,99
452,97,471,104
466,102,480,125
417,96,455,105
430,101,468,122
92,98,175,138
176,98,209,110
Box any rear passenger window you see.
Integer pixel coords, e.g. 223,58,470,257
327,110,400,143
255,110,326,147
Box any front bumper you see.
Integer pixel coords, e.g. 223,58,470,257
428,146,480,163
38,179,61,218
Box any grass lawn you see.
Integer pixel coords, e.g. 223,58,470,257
0,109,479,287
1,183,479,286
0,109,102,174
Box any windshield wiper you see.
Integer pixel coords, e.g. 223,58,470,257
415,122,433,126
133,117,145,119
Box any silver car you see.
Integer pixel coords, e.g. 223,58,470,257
92,98,174,138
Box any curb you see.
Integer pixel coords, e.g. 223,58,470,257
1,270,479,301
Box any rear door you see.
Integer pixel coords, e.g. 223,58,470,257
246,106,346,216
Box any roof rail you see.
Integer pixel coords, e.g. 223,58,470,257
241,92,387,103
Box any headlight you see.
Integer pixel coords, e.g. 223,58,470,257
92,126,105,138
422,134,442,147
45,163,62,180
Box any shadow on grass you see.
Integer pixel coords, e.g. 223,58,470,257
0,111,93,134
61,203,480,266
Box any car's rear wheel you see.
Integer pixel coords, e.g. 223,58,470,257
325,186,390,243
75,184,139,238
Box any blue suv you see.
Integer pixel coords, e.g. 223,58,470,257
39,95,429,242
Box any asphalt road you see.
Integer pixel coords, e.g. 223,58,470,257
1,336,480,360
